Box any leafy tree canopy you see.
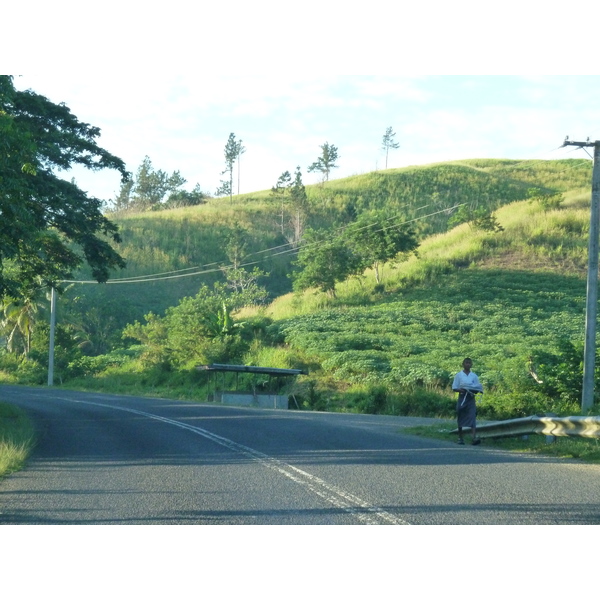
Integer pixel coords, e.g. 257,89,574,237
111,156,206,212
346,210,419,283
381,126,400,169
216,133,245,200
308,142,339,183
292,228,363,297
0,75,129,300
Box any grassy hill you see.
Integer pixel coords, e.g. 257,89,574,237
62,158,592,334
4,157,596,419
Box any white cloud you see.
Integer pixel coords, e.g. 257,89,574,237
10,75,600,201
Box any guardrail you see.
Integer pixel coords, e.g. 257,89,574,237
452,415,600,440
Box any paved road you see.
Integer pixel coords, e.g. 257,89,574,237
1,385,599,524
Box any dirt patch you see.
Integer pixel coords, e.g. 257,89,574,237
476,250,586,276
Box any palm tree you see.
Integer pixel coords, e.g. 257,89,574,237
1,293,45,355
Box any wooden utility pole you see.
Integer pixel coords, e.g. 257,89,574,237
562,138,600,411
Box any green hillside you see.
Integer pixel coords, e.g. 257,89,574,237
3,157,597,419
62,158,592,335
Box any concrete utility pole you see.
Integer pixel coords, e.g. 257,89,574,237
48,286,56,386
562,137,600,411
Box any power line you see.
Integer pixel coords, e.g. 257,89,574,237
61,148,595,287
59,204,460,285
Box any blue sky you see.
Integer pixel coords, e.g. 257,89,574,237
7,2,599,204
13,75,600,204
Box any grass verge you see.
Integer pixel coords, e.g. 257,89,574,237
404,422,600,463
0,402,36,479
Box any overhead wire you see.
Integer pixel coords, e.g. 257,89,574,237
59,203,462,285
61,138,597,286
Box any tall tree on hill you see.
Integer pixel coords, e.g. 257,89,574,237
0,75,128,301
270,167,309,247
270,170,292,235
292,228,362,298
216,133,244,202
288,167,309,247
308,142,339,183
236,139,246,195
346,210,419,283
381,126,400,169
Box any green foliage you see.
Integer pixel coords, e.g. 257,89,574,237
292,228,363,297
111,156,206,212
531,339,588,405
527,187,564,212
448,205,504,232
346,210,419,283
381,126,400,169
122,282,267,368
308,142,339,183
0,75,128,300
0,402,36,479
216,133,245,200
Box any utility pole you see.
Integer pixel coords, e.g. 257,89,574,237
48,286,56,386
562,137,600,411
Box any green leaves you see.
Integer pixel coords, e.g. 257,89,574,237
292,209,420,294
292,228,363,297
308,142,339,183
216,133,245,200
0,75,128,299
381,126,400,169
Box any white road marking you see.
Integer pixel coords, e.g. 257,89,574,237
71,399,410,525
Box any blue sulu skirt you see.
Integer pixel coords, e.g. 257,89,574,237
457,392,477,428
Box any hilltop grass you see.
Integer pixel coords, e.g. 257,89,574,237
0,403,36,479
65,158,592,333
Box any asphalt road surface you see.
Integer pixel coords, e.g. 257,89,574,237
1,385,599,525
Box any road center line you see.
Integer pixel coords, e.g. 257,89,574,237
72,399,409,525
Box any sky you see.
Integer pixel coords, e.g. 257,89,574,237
12,74,600,204
6,1,599,206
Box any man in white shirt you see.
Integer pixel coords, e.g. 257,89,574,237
452,357,483,445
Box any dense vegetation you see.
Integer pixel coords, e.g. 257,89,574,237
1,158,598,420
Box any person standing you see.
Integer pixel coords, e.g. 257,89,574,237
452,357,483,445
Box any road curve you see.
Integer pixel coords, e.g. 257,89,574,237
1,385,599,525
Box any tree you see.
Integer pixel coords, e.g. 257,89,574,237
0,75,129,301
381,126,400,169
216,133,244,202
123,282,253,367
270,170,292,235
288,167,309,247
527,187,564,212
271,167,310,247
346,211,419,283
162,183,207,210
448,205,504,233
292,228,362,298
308,142,339,183
1,290,45,355
114,156,196,212
112,178,134,212
220,222,269,305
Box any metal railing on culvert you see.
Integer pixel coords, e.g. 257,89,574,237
452,415,600,440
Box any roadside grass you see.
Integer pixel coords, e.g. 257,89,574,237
0,402,36,479
404,422,600,463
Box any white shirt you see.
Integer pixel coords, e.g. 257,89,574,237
452,370,483,393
